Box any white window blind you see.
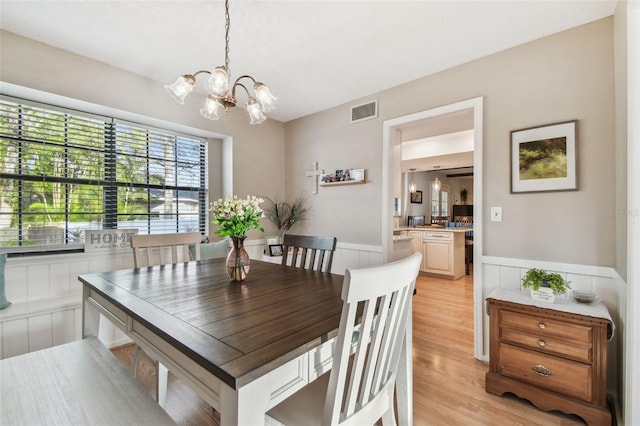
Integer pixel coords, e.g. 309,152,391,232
0,96,207,253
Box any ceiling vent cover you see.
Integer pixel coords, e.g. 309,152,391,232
350,100,378,124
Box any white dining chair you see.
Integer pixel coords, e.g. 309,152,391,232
131,232,201,268
266,251,422,426
130,232,201,407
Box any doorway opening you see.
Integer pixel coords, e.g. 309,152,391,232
381,96,484,359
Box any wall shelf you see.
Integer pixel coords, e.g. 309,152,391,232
319,179,365,187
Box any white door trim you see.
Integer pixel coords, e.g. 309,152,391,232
625,1,639,424
382,96,484,359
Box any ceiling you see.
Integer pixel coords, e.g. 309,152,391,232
400,109,475,172
0,1,617,124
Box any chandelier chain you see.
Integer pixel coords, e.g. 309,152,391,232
224,0,230,76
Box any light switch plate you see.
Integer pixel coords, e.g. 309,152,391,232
491,207,502,222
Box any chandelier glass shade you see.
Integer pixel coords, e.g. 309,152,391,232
409,168,417,194
432,166,441,193
164,0,277,124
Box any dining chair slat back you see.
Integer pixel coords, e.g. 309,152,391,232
129,231,201,407
281,234,337,273
131,232,201,268
266,251,422,425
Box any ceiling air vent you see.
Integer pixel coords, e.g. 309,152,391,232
350,100,378,124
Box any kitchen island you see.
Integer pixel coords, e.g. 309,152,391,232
394,226,471,280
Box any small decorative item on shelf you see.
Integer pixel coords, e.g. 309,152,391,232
320,168,365,185
210,195,264,282
521,268,571,303
262,193,309,243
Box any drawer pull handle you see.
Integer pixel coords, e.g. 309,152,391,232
531,364,553,377
538,323,546,329
538,340,546,347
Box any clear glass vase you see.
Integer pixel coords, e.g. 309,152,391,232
226,236,250,282
277,228,287,244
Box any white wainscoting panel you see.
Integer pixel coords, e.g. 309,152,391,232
1,318,28,359
0,251,135,359
28,314,53,353
331,243,384,275
53,309,76,346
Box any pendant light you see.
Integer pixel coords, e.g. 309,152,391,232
432,166,441,193
409,168,417,194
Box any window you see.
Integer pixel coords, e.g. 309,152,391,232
431,184,449,218
0,97,207,252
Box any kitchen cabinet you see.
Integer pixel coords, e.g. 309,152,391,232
394,228,466,279
408,231,423,254
421,230,465,279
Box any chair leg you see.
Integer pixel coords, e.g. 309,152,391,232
133,344,169,408
157,362,169,407
381,392,397,426
381,410,396,426
132,344,142,378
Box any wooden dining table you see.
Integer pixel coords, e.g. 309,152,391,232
79,258,413,426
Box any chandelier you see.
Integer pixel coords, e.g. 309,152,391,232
432,166,441,192
164,0,277,125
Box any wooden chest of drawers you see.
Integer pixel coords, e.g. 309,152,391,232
485,296,611,425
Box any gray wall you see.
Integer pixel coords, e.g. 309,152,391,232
0,18,620,266
285,17,617,267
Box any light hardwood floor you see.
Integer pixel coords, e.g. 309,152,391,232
112,272,589,425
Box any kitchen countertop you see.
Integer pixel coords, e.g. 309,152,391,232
394,226,472,233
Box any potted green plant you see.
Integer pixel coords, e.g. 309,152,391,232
521,268,571,303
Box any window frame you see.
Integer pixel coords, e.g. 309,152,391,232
0,95,208,255
431,184,450,218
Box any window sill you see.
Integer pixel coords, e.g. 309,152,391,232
2,246,85,258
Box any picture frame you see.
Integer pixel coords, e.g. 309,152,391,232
263,236,279,254
268,243,284,257
511,120,577,193
410,190,423,204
